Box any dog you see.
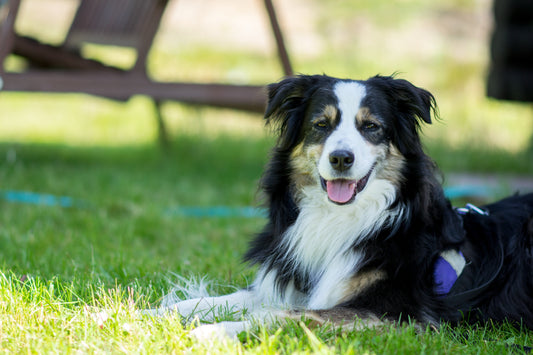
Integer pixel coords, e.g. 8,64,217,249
148,75,533,338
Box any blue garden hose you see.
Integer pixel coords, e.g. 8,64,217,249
1,186,496,218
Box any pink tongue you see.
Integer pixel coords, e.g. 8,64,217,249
326,180,357,204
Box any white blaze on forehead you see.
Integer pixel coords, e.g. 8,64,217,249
331,81,366,149
318,81,373,181
334,81,367,122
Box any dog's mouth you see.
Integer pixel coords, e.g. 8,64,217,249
320,167,374,205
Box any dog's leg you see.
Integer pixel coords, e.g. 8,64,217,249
142,289,290,340
190,308,291,340
189,307,389,341
143,289,258,322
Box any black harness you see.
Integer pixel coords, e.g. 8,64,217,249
442,204,505,308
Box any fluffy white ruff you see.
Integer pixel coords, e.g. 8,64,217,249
254,177,405,309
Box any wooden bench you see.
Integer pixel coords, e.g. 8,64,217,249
0,0,293,145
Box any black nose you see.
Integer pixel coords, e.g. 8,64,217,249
329,150,354,172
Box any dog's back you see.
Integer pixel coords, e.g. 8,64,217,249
448,193,533,328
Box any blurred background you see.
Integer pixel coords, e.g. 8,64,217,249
0,0,532,284
2,0,532,157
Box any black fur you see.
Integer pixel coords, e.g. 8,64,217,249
246,74,533,328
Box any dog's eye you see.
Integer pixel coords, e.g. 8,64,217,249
314,120,329,130
362,122,379,131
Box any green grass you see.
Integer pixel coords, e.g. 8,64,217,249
1,139,532,354
0,139,267,286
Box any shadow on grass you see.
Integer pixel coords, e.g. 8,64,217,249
0,136,531,296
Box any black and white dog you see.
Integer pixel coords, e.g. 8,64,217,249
151,75,533,337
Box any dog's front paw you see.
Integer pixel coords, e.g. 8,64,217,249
190,323,233,342
190,321,250,342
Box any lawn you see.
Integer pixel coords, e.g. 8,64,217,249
1,0,533,353
1,140,532,354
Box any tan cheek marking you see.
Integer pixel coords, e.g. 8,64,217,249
290,143,324,195
376,144,406,187
337,269,387,304
290,142,305,159
305,144,323,163
289,142,308,176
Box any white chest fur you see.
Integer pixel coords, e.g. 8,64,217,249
254,178,405,309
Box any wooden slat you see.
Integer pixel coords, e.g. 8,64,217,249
65,0,168,49
0,0,21,72
2,71,267,112
264,0,293,76
2,0,290,114
13,35,123,71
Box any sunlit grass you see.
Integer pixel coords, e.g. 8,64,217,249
0,93,270,147
0,94,154,145
2,270,531,354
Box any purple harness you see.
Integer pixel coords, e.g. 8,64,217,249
433,250,465,295
433,203,489,296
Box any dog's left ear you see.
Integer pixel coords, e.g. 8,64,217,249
369,76,438,155
389,78,437,126
368,75,437,126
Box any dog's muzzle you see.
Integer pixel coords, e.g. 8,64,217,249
320,165,374,205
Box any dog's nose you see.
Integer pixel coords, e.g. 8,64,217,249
329,150,354,172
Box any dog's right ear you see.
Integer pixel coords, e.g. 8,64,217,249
264,76,315,150
265,77,307,120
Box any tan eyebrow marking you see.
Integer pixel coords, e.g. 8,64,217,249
356,106,380,126
322,105,338,120
312,105,338,126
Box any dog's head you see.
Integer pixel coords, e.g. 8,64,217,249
265,75,436,206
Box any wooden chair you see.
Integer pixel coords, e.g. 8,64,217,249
0,0,293,145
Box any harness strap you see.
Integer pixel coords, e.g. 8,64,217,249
444,237,504,308
455,203,489,216
435,203,505,308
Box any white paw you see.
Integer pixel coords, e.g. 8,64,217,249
190,321,250,342
190,323,233,342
